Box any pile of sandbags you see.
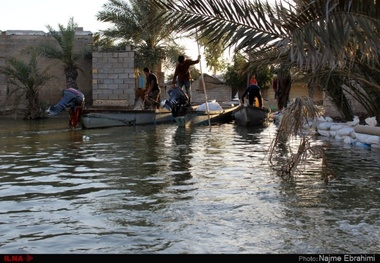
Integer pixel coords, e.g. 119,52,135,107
196,100,223,112
316,116,380,148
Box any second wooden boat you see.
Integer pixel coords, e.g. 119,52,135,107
175,104,240,128
233,105,271,127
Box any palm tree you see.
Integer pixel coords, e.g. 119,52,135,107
224,53,247,98
0,53,53,119
198,34,228,75
150,0,380,119
27,17,90,90
96,0,186,75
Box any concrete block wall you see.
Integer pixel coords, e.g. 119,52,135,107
92,50,135,107
0,30,93,111
190,74,233,105
323,93,367,120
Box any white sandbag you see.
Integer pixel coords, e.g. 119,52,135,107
317,116,326,122
337,126,354,137
343,136,357,144
318,122,333,130
355,133,367,144
335,134,345,141
317,129,330,137
330,124,344,131
197,101,223,111
355,133,380,145
329,130,337,137
325,117,334,122
346,116,360,126
366,135,380,145
365,117,377,127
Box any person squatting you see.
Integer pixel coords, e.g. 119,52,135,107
241,84,263,108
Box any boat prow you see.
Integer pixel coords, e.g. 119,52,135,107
233,105,271,127
175,103,240,128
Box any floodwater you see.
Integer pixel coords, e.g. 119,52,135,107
0,116,379,254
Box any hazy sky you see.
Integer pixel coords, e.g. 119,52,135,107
0,0,200,56
0,0,110,32
0,0,249,72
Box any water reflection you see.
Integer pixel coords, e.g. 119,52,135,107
0,118,379,253
167,127,193,183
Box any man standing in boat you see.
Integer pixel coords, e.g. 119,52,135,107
172,55,200,105
241,84,263,108
143,67,161,109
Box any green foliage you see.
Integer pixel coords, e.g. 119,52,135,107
92,33,117,50
224,53,247,97
97,0,184,73
198,34,227,75
251,66,273,90
26,17,89,90
224,52,273,98
0,53,53,119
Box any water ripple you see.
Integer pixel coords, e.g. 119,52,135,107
0,119,379,253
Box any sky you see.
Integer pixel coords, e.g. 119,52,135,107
0,0,110,32
1,0,254,73
0,0,204,66
0,0,279,32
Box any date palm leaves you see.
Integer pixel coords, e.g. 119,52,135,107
0,53,53,119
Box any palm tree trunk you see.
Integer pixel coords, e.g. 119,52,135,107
65,68,79,89
26,91,40,119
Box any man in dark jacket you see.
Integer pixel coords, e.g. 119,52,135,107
241,84,263,108
144,67,161,109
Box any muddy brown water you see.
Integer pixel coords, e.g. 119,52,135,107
0,117,379,253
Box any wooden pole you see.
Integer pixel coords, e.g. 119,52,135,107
195,30,211,129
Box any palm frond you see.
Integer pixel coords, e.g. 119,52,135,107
151,0,380,71
267,97,332,181
0,53,53,119
151,0,285,52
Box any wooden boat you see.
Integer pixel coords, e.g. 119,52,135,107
79,107,174,129
175,103,240,128
233,105,271,127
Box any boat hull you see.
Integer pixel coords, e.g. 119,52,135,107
80,108,174,129
233,105,271,127
175,105,239,128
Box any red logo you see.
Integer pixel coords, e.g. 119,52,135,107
3,255,33,262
